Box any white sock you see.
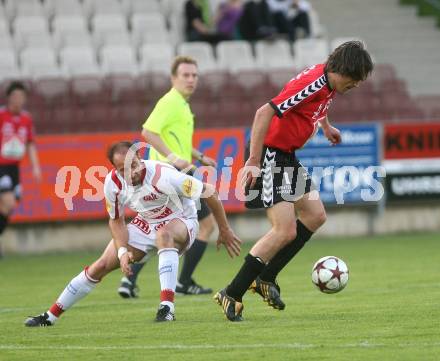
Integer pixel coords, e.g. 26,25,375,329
47,268,98,323
158,248,179,314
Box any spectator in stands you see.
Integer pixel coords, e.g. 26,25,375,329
0,81,41,257
239,0,277,41
215,0,244,40
266,0,311,41
185,0,229,44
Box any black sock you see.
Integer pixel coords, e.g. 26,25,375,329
178,239,207,285
0,214,8,235
127,262,146,285
226,254,266,302
259,220,313,283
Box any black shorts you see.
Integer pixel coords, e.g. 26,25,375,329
197,197,211,221
245,145,314,209
0,164,21,199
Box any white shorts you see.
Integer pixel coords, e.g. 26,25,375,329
127,215,199,257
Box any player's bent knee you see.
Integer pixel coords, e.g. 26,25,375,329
156,229,174,248
89,257,115,279
315,210,327,228
275,228,297,246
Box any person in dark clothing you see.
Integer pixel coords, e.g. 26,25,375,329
185,0,229,44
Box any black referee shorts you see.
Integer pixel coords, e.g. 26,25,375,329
197,198,211,221
244,144,314,209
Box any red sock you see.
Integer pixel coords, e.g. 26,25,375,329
160,289,174,303
49,302,64,318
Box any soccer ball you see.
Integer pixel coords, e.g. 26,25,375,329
311,256,349,294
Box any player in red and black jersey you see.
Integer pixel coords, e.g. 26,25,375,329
0,82,41,255
215,41,373,321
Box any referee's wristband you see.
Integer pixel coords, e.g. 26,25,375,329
117,247,128,260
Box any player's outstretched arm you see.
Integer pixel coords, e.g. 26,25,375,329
108,217,133,276
203,183,241,258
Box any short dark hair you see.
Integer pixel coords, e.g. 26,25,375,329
6,81,28,97
171,55,198,76
107,141,133,165
326,41,374,81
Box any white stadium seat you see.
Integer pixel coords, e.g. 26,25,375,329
0,48,18,69
217,41,257,73
5,0,42,19
60,46,100,77
84,0,125,17
177,42,217,73
131,13,168,45
0,35,13,49
100,45,138,76
139,43,174,74
255,40,294,69
55,31,93,51
16,33,54,52
52,15,88,35
20,47,58,77
14,15,48,38
92,14,127,34
45,0,84,17
293,38,329,70
123,0,162,15
96,31,132,49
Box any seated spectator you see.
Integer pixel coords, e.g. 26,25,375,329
185,0,229,44
238,0,277,41
266,0,311,41
215,0,244,40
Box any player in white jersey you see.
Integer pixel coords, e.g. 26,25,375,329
24,141,241,325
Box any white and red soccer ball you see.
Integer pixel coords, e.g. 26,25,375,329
311,256,349,293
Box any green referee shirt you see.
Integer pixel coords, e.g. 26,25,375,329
142,87,194,163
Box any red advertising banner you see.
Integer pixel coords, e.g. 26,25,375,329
12,128,246,223
384,123,440,159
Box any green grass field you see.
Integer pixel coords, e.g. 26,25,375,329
1,232,439,361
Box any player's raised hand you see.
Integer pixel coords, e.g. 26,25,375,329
241,158,261,191
216,227,241,258
323,125,342,145
119,252,134,276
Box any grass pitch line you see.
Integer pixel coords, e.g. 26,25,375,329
1,342,440,351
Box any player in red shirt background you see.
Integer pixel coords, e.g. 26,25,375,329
0,81,41,255
215,41,374,321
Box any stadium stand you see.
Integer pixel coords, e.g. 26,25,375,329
0,0,437,134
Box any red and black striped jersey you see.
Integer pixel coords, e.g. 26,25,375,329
266,63,336,152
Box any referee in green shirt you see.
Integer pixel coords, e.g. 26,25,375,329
118,56,218,297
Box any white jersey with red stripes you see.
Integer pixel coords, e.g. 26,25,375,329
104,160,203,223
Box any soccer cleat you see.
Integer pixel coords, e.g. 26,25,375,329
118,277,139,299
175,279,212,295
154,304,175,322
24,313,53,327
249,277,285,310
213,288,243,322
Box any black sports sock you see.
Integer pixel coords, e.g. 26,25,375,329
259,220,313,283
178,239,207,285
226,254,266,302
128,262,146,285
0,214,9,235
